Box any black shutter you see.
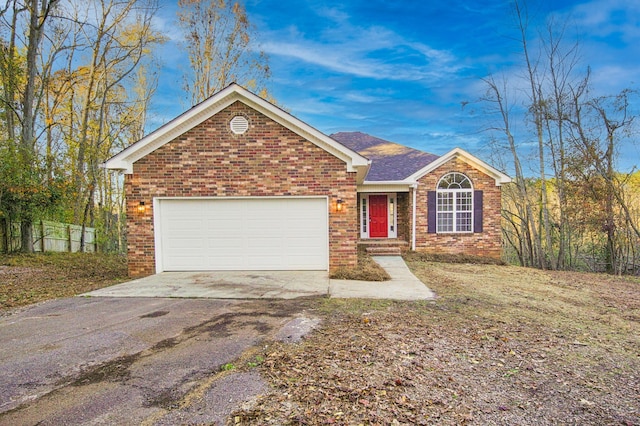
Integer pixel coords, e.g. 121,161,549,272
474,190,483,233
427,191,437,234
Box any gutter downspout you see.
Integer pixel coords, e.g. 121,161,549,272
411,183,418,251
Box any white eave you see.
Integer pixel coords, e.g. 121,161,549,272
357,181,413,193
102,83,370,177
406,147,511,186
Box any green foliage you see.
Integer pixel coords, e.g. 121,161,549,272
246,355,265,368
0,143,65,224
220,363,235,371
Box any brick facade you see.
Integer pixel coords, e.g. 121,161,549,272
396,192,410,242
354,162,502,261
412,158,503,259
125,101,358,277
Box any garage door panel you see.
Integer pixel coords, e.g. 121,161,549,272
166,239,206,250
206,256,245,269
207,225,242,238
165,255,205,269
284,240,321,251
167,220,204,231
158,198,327,271
206,238,243,249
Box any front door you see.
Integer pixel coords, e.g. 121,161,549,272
369,195,388,238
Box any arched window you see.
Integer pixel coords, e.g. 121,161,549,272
436,173,473,233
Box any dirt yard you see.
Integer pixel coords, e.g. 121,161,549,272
0,252,128,311
230,256,640,425
0,253,638,424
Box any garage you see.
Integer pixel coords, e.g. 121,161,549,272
155,197,328,272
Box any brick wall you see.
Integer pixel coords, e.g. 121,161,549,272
125,101,357,277
412,158,503,259
396,192,410,242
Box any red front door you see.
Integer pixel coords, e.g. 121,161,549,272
369,195,388,238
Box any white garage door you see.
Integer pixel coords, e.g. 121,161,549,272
156,198,328,271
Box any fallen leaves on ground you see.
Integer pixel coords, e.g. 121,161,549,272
329,247,391,281
230,262,640,425
0,252,127,311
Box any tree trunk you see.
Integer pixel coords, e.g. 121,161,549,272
1,217,8,253
20,220,33,253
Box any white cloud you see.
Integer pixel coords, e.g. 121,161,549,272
590,64,640,94
259,9,464,84
561,0,640,42
342,91,388,104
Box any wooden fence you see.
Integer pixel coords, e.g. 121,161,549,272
0,220,96,253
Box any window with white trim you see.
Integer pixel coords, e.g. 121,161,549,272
389,197,395,233
436,173,473,233
361,197,367,234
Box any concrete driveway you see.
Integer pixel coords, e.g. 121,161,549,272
0,297,318,425
85,257,435,301
86,270,330,299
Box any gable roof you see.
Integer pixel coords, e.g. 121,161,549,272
332,132,511,186
102,83,370,177
408,147,511,186
331,132,439,181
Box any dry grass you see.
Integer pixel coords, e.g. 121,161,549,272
231,261,640,425
0,252,128,311
403,251,506,265
329,247,391,281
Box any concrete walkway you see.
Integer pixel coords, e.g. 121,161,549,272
330,256,435,300
84,256,435,301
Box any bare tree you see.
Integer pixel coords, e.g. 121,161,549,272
484,1,639,274
53,0,164,249
484,75,539,267
177,0,270,105
513,0,548,269
567,88,639,273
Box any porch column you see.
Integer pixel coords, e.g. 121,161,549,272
411,183,418,251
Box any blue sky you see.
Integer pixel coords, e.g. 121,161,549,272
151,0,640,173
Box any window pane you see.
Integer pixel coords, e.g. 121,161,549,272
438,173,472,189
457,192,472,211
362,198,367,233
437,212,453,232
456,211,472,232
437,192,453,211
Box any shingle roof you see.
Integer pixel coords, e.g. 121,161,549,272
330,132,439,181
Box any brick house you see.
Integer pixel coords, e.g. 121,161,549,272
104,84,510,277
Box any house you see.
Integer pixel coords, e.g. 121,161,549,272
103,84,511,278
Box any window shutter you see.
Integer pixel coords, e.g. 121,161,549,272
427,191,437,234
474,190,483,233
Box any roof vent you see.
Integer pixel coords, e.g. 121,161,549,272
230,115,249,135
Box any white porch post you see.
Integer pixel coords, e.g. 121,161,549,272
411,183,417,251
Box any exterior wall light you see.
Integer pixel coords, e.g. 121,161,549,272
137,201,146,214
336,199,344,212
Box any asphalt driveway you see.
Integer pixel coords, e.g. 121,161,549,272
0,296,317,425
